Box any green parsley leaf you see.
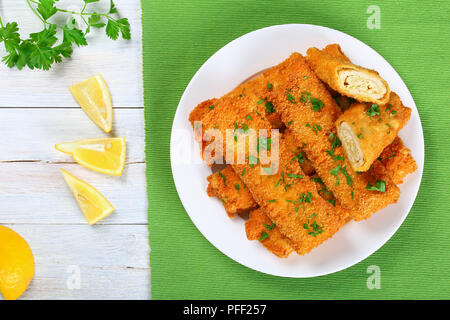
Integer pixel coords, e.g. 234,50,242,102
218,172,226,185
330,165,341,176
341,166,353,187
259,232,269,241
366,104,381,116
311,98,324,111
248,155,258,167
263,167,273,175
258,137,272,151
265,101,275,114
37,0,57,21
286,91,296,103
63,26,88,47
366,180,386,192
109,0,118,14
264,223,275,230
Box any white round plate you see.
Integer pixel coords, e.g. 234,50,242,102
170,24,424,277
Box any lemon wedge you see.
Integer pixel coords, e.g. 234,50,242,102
0,226,35,300
56,137,126,176
61,169,114,225
70,75,113,133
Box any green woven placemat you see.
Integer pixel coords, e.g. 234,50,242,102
143,0,450,299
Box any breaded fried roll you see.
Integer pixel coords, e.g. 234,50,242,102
336,93,412,172
207,166,258,218
233,127,347,255
306,47,390,105
264,52,400,220
245,208,294,258
190,85,348,253
379,137,417,184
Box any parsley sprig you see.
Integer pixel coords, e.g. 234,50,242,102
0,0,130,70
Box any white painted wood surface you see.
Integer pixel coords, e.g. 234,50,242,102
0,0,149,300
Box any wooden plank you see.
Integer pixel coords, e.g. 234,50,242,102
0,108,144,162
0,0,143,108
0,162,147,225
0,224,150,300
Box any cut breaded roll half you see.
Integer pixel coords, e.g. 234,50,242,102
306,47,390,105
336,93,411,172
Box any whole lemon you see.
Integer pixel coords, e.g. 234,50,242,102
0,226,35,300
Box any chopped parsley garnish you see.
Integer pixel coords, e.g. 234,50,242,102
311,98,324,111
287,173,303,179
366,104,380,116
265,101,275,114
248,155,258,167
258,137,272,151
257,98,266,104
328,199,336,206
312,124,322,135
366,180,386,192
259,232,269,241
303,76,308,79
246,115,252,120
330,165,341,186
286,192,312,212
241,168,246,176
274,172,292,191
307,221,323,236
330,164,353,188
326,132,344,161
300,91,311,103
303,214,323,236
287,120,293,126
330,165,341,176
291,151,305,164
234,183,240,193
209,105,215,110
267,83,273,90
341,166,353,187
264,223,275,230
357,133,363,139
286,91,297,104
312,177,324,184
263,167,273,175
267,199,276,203
218,172,226,185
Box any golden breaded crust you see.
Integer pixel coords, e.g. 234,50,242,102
321,44,351,62
264,52,400,220
232,128,347,255
245,208,294,258
283,128,315,176
379,137,417,184
191,85,347,254
206,166,258,218
306,47,390,105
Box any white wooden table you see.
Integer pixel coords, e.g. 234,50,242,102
0,0,149,299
